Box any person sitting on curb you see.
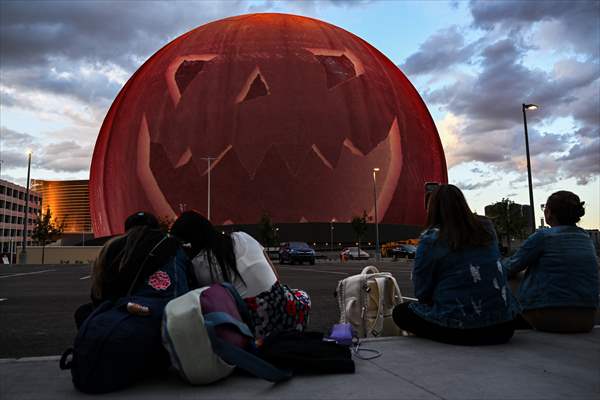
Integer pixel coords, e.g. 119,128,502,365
503,191,598,333
74,212,172,328
393,184,520,345
170,210,311,342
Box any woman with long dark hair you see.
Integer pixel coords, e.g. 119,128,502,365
503,191,598,332
393,184,520,345
170,211,310,341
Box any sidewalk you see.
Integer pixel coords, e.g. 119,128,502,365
1,329,599,400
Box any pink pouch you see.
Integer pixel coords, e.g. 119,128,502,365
200,284,249,349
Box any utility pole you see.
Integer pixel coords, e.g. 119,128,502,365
19,151,32,264
200,157,216,220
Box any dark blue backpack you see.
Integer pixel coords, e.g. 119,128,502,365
60,243,191,394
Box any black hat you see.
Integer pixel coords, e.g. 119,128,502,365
124,211,159,231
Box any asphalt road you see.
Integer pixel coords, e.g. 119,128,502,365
0,260,415,358
2,259,598,359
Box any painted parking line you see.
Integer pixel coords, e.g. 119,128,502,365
0,298,7,302
0,269,56,279
79,275,91,280
280,267,349,276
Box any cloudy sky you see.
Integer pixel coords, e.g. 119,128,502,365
1,0,599,228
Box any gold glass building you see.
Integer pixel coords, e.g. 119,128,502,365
31,179,92,233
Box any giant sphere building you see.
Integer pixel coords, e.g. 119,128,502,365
90,13,447,236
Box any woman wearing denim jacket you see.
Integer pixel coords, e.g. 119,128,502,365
393,185,520,345
503,191,598,333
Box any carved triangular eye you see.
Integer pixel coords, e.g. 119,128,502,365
175,60,206,94
315,55,356,89
243,73,269,101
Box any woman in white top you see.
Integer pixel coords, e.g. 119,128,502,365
170,211,310,341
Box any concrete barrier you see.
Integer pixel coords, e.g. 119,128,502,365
23,246,102,264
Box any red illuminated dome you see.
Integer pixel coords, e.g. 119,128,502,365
90,13,447,236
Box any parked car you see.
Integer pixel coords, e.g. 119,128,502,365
340,247,370,260
390,244,417,260
279,242,316,265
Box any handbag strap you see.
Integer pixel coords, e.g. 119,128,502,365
204,312,254,338
205,320,292,383
361,265,379,275
367,276,386,337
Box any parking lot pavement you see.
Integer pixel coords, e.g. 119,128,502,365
0,260,414,358
2,260,598,359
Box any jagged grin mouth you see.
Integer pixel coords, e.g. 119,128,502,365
136,48,404,223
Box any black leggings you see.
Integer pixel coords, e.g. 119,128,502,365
392,303,515,346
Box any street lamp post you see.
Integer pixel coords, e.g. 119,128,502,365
201,157,216,220
330,222,334,253
19,151,32,264
372,168,380,262
522,103,538,234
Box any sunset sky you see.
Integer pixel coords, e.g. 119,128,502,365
1,0,598,228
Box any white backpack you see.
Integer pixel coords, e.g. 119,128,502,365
161,284,290,385
336,266,403,338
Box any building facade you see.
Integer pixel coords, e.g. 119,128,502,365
30,179,92,234
0,179,42,261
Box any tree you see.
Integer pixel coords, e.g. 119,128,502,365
486,199,529,253
257,212,276,247
31,206,65,264
351,210,369,252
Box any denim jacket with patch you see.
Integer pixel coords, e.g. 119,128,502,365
502,226,599,311
409,228,520,329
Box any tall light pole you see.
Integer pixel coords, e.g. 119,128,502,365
522,103,538,234
20,150,32,264
372,168,380,262
330,221,334,253
201,157,216,220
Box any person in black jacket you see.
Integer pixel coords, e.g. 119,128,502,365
75,212,172,328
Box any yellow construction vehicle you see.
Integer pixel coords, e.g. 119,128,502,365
381,239,419,257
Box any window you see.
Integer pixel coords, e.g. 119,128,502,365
6,188,12,196
5,201,11,210
11,216,16,224
13,191,19,198
18,192,24,200
12,203,17,211
18,205,23,212
17,217,22,224
0,185,5,194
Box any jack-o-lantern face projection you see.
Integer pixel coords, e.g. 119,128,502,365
90,13,447,236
